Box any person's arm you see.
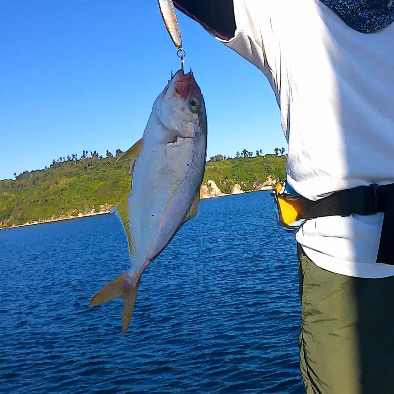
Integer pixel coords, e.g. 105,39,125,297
173,0,236,41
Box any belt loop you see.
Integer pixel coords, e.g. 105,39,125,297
366,183,378,214
372,183,378,213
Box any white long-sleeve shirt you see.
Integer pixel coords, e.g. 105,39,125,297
217,0,394,278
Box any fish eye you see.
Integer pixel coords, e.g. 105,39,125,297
188,97,200,113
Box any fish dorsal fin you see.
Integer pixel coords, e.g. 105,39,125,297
182,191,200,225
113,199,134,255
117,138,144,163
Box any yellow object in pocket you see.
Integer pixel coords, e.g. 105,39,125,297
274,183,303,227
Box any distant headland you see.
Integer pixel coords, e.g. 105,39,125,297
0,149,286,229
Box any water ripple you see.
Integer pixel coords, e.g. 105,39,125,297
0,192,302,392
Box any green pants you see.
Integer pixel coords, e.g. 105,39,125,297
298,245,394,394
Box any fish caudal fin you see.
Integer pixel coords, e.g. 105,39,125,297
122,278,140,335
90,273,128,306
90,273,141,336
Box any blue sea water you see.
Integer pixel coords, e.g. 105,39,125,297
0,192,303,393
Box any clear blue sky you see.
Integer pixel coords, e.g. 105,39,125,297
0,0,286,180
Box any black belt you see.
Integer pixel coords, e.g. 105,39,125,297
299,183,394,265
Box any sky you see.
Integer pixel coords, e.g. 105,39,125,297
0,0,286,180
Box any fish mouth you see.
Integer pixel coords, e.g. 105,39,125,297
174,70,198,99
160,69,198,99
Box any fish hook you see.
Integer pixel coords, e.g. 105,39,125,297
177,48,186,71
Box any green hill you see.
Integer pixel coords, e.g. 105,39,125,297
204,154,286,194
0,153,286,228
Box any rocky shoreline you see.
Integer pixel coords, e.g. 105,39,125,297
1,208,112,230
199,178,275,199
1,179,276,230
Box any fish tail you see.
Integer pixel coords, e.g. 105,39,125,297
90,272,141,336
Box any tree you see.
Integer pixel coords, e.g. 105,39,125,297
241,149,248,158
280,147,285,155
236,151,240,159
256,150,260,156
259,149,263,155
274,148,279,156
115,149,123,157
106,150,113,158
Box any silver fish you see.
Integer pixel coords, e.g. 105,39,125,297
90,70,207,335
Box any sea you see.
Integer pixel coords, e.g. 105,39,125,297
0,191,303,393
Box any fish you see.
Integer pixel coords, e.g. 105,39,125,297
90,69,207,335
158,0,182,49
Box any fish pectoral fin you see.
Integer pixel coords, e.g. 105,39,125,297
129,158,136,175
90,272,141,336
117,138,144,163
182,191,200,225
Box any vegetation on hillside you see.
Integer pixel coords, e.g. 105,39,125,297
205,154,286,194
0,149,286,228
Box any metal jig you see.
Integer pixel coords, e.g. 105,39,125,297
158,0,186,71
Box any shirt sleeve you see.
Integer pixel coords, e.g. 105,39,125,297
175,0,269,73
173,0,236,41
